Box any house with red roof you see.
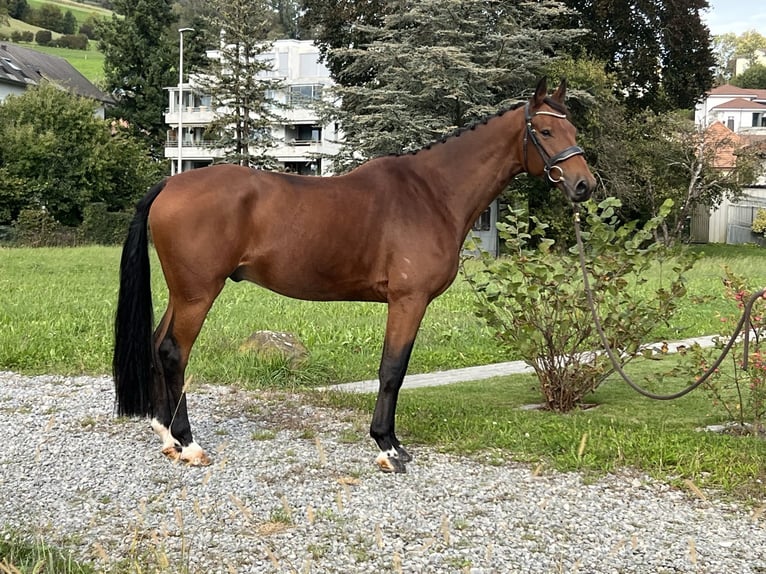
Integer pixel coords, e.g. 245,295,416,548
693,85,766,243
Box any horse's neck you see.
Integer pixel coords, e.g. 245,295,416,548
420,110,526,237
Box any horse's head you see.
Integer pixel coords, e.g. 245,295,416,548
523,77,596,203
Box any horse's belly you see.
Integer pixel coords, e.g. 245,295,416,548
236,263,388,303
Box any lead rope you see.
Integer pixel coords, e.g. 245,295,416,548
572,204,765,400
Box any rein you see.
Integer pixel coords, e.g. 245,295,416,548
524,102,586,185
572,204,766,400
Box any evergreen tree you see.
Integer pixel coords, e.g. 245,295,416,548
200,0,285,168
97,0,177,154
301,0,386,84
322,0,584,171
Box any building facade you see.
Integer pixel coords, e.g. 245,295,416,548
164,39,340,175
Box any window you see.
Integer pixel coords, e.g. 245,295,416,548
727,116,735,131
284,124,321,144
288,84,322,107
472,208,492,231
299,53,318,77
278,52,288,76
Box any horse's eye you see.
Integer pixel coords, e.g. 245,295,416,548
541,129,552,137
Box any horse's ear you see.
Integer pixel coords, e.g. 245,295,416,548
551,78,567,104
532,77,548,107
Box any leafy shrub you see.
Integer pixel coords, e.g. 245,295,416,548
11,31,34,43
54,34,89,50
12,208,78,247
672,268,766,435
35,30,52,46
751,208,766,236
79,203,131,245
465,198,694,412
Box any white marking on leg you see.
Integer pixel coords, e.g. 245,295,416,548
151,418,179,450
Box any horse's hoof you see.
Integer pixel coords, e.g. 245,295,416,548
395,445,412,463
180,442,212,466
161,445,182,461
161,443,211,466
375,451,407,473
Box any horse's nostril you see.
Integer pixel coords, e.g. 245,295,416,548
575,180,589,197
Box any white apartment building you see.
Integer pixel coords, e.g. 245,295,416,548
164,39,340,175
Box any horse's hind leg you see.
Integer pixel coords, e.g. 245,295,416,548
151,291,221,466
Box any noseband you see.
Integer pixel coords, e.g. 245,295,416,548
523,102,585,184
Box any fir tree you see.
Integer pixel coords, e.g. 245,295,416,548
199,0,285,168
97,0,177,154
322,0,584,171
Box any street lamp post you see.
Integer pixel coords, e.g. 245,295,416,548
177,27,194,175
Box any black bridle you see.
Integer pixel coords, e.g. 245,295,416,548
523,102,585,184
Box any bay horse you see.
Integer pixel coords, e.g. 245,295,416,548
113,77,595,472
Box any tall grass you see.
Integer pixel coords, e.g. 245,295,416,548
1,243,765,387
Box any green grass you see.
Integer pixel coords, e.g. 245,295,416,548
0,529,94,574
22,43,106,83
315,354,766,498
25,0,112,24
1,243,765,386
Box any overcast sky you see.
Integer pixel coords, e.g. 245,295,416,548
704,0,766,35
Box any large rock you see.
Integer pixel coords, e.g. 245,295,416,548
238,330,309,365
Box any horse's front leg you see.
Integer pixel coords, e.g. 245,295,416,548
370,297,428,473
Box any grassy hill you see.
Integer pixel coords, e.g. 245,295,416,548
25,0,112,25
0,0,113,84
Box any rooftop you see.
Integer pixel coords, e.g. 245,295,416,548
0,42,112,104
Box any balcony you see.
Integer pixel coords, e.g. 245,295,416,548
165,138,221,160
164,105,216,126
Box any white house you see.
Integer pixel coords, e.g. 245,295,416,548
164,39,340,175
0,42,112,117
693,84,766,243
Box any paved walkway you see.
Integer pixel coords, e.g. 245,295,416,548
323,334,720,394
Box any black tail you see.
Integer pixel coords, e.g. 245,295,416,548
113,180,167,417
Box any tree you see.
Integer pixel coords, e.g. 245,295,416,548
737,30,766,65
561,0,715,111
321,0,585,171
732,64,766,89
62,10,76,35
596,110,761,245
712,33,738,84
301,0,386,83
199,0,285,167
97,0,178,153
0,83,163,226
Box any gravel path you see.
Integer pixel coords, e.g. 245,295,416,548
1,371,765,574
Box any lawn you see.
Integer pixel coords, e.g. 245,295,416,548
20,43,105,82
1,243,765,386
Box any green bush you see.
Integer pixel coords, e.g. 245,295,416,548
751,208,766,236
465,198,695,412
12,208,77,247
34,30,52,46
79,203,131,245
54,34,89,50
